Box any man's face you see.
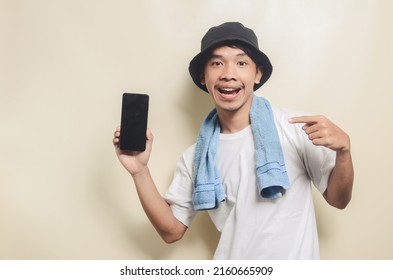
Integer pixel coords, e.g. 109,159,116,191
201,45,262,114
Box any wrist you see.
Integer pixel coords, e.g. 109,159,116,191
336,143,352,161
131,165,150,180
337,134,351,153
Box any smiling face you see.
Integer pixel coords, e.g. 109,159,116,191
201,45,263,117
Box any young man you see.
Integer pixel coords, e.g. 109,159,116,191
113,22,354,259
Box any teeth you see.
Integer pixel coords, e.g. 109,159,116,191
221,88,236,92
218,87,240,95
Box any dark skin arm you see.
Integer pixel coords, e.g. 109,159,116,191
113,127,187,243
289,116,354,209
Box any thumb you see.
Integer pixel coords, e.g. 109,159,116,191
145,128,154,150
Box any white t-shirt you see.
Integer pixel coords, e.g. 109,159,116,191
164,108,336,259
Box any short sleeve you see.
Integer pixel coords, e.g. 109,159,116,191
164,144,197,227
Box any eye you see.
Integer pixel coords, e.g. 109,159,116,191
210,61,223,67
238,61,247,66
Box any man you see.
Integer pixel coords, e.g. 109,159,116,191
113,22,354,259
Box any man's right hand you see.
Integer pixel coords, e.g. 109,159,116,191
113,127,154,176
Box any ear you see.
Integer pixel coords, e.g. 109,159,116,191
255,66,263,84
200,73,205,85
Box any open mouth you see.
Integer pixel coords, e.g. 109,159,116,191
217,87,241,95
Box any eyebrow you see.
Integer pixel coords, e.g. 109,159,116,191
209,52,248,59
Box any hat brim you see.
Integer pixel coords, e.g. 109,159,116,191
188,41,273,93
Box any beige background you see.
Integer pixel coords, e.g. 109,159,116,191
1,0,392,259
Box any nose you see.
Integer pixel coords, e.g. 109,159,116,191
220,63,237,81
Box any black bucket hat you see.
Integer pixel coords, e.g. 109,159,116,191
188,22,273,93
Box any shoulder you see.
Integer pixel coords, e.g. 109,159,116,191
174,143,196,173
182,143,196,160
272,107,311,135
272,107,311,123
270,107,314,161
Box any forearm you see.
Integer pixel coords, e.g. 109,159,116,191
131,167,187,243
289,115,354,208
324,149,354,209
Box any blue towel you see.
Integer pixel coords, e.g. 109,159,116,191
192,95,289,211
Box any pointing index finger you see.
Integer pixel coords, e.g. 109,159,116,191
289,116,318,124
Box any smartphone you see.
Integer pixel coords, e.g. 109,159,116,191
119,93,149,151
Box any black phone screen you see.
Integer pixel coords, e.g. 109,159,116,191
119,93,149,151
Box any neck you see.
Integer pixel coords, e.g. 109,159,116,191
217,108,251,134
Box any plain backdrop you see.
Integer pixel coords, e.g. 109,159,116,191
1,0,392,259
